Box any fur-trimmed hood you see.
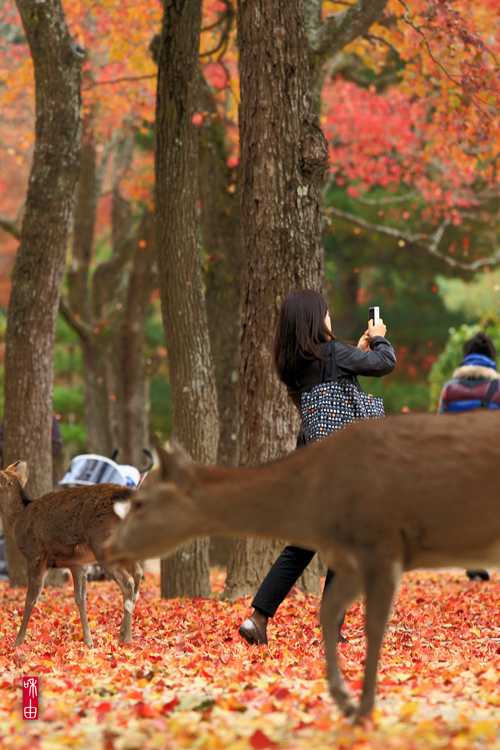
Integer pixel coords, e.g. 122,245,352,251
452,364,500,381
452,353,499,381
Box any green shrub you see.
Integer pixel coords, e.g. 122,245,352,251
53,385,84,418
60,423,87,456
358,377,430,414
149,377,172,440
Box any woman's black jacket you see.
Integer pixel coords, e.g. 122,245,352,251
289,336,396,444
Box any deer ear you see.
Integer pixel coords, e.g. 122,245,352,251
168,437,193,464
154,436,194,488
6,460,29,487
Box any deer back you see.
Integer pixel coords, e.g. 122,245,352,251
13,483,133,558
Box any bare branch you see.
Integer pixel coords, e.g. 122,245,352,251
84,74,156,89
200,0,234,59
365,33,401,58
201,0,233,33
310,0,389,59
354,192,418,206
326,205,500,272
59,294,93,342
200,35,228,59
0,216,20,239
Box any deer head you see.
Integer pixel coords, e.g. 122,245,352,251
107,439,199,565
0,460,29,489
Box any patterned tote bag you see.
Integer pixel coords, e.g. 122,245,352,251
301,344,385,444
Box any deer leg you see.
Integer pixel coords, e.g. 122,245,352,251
69,565,94,647
320,570,362,717
14,564,47,647
357,558,402,719
128,562,143,604
102,565,137,643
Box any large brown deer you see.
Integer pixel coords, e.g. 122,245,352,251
105,410,500,718
0,461,142,648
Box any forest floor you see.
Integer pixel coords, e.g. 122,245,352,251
2,569,500,749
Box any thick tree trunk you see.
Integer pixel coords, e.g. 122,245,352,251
156,0,219,599
3,0,83,586
224,0,329,600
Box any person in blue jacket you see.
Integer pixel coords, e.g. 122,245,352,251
438,332,499,581
438,333,500,413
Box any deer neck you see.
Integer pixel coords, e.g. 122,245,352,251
0,485,27,532
193,454,317,547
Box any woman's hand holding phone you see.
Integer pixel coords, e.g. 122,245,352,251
368,318,387,339
357,330,371,351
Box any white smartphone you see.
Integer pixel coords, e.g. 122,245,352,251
368,306,380,325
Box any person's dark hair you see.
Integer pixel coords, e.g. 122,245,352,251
273,289,336,389
463,332,496,361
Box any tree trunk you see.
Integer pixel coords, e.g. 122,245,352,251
66,132,112,455
63,126,155,461
80,337,114,456
198,76,243,569
3,0,83,586
155,0,219,599
199,76,243,469
224,0,329,600
116,210,157,467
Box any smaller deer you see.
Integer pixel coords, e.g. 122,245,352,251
0,461,142,648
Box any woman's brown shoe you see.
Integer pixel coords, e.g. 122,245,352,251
238,616,268,645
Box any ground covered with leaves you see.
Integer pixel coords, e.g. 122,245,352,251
2,570,500,749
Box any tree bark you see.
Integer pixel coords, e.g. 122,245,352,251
65,133,112,456
198,76,243,569
116,210,157,467
224,0,329,600
155,0,219,599
199,76,243,469
307,0,390,103
3,0,83,586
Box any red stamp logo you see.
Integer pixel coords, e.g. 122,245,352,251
23,676,38,720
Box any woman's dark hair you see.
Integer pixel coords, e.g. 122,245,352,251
273,289,335,389
463,332,496,361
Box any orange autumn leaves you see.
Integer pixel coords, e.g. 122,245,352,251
2,570,500,749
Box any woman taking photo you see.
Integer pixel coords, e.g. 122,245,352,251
239,289,396,646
